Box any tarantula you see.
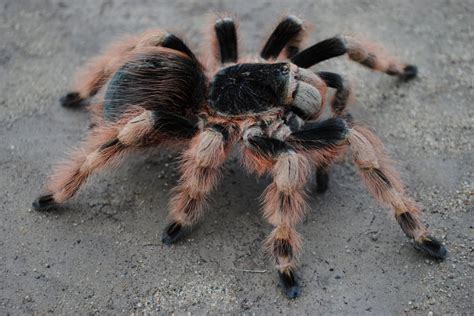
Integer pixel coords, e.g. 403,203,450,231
33,15,447,298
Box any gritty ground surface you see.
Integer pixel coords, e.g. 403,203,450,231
1,0,473,314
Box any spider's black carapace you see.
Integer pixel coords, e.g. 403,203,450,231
209,62,291,116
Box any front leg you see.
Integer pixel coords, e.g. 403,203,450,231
291,35,417,80
162,125,230,245
263,151,311,298
348,125,447,259
243,128,311,298
243,118,350,298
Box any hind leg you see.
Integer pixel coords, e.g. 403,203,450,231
61,29,196,108
33,126,127,209
348,125,447,259
33,110,156,209
61,35,141,108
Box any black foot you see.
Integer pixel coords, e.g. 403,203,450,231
32,194,58,211
316,168,329,193
341,113,354,125
60,92,85,108
161,221,188,245
414,235,448,260
278,270,300,299
399,65,418,81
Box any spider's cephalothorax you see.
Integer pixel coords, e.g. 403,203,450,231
33,15,447,299
209,62,293,116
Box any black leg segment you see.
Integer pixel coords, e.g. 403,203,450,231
32,194,58,211
161,33,198,62
316,166,329,192
400,65,418,81
318,71,351,115
289,118,349,150
214,18,238,64
261,15,304,60
161,221,188,245
278,269,300,299
60,92,86,108
414,235,448,259
291,37,347,68
246,136,292,159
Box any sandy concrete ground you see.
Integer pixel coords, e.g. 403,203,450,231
0,0,472,314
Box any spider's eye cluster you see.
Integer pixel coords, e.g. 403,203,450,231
208,63,290,116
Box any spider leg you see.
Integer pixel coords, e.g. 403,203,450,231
291,35,417,80
289,118,350,192
262,151,311,299
162,125,231,245
347,125,447,259
61,35,137,108
242,118,348,298
283,112,339,192
293,68,352,118
317,71,352,116
282,113,348,192
62,30,196,108
32,110,157,209
315,165,330,192
212,17,238,64
35,45,205,209
260,15,305,60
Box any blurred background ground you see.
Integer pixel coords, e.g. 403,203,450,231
0,0,472,314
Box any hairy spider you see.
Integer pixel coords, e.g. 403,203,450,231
33,15,447,298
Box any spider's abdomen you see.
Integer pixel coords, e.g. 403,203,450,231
103,48,207,122
208,63,291,116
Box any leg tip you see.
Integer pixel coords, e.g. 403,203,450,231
285,284,301,299
414,235,448,260
32,194,58,211
316,170,329,193
215,17,234,25
316,181,329,193
400,65,418,81
60,92,85,108
278,270,301,299
161,221,187,245
286,15,303,26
